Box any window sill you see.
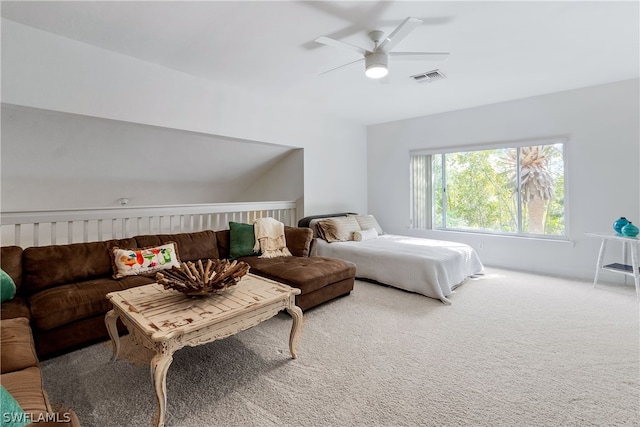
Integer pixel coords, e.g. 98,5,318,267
414,227,575,245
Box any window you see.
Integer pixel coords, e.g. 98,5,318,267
410,140,566,237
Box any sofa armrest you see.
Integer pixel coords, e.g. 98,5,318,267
284,227,313,257
1,297,31,321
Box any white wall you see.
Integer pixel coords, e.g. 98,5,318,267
234,148,305,218
1,104,302,210
368,79,640,282
1,19,367,216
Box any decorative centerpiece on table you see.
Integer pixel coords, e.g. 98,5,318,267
621,222,639,237
613,217,629,234
613,216,639,237
156,259,250,297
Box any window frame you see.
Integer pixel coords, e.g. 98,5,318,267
410,137,569,239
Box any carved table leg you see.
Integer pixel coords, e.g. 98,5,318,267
286,304,304,359
151,350,174,427
105,310,120,362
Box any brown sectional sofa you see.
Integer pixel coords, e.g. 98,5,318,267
1,317,81,426
1,226,355,359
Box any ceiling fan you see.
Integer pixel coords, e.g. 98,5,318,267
315,17,450,79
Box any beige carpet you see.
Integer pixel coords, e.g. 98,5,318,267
40,268,639,427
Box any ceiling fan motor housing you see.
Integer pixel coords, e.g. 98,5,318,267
365,52,389,77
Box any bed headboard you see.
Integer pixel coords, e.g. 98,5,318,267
297,212,357,228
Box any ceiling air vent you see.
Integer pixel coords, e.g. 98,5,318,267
411,69,447,83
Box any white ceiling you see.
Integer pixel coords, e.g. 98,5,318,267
2,1,639,125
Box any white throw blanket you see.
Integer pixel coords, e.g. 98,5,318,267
253,217,292,258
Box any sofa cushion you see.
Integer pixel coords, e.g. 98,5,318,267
1,269,17,302
28,276,154,331
283,227,313,257
0,298,31,321
134,230,219,262
242,256,356,295
296,275,354,311
215,230,231,259
1,367,50,415
1,246,23,292
111,242,181,279
0,317,39,374
22,238,138,295
229,222,257,259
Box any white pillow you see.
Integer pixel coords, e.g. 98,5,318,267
351,214,383,235
353,228,378,242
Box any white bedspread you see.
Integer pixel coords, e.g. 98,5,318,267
315,234,483,304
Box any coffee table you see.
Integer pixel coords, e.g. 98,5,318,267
105,273,304,427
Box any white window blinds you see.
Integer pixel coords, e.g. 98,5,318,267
410,154,432,229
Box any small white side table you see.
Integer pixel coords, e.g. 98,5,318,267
586,232,639,299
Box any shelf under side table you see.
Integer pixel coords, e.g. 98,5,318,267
602,263,640,274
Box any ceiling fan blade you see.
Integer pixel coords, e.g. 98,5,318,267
377,17,423,53
319,58,364,76
390,52,450,61
315,36,370,56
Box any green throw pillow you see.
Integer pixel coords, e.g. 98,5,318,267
0,385,29,427
229,222,257,259
0,269,16,303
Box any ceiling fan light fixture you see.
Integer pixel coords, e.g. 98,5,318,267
365,52,389,79
365,65,388,79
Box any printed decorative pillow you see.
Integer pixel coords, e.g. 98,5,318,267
111,242,181,279
317,216,361,243
0,269,17,303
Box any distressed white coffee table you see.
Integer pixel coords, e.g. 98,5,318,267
105,273,303,427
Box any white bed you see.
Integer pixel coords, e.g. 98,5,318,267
314,233,483,304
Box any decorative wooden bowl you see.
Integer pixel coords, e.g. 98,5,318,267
156,259,250,297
